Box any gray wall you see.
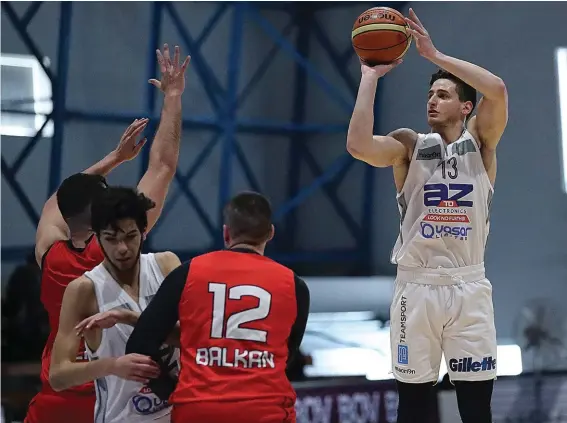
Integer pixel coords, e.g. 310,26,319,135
2,2,567,343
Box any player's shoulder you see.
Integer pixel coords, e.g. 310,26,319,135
388,128,419,145
154,251,182,276
65,275,95,300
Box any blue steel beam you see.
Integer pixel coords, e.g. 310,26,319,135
11,113,53,174
48,2,72,195
1,158,40,225
165,2,225,114
2,107,348,135
246,3,354,114
21,1,43,28
218,2,245,237
311,17,358,97
284,4,311,250
141,1,163,252
274,153,352,221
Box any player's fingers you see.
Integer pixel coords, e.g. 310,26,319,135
75,317,91,330
163,43,171,67
131,354,158,365
405,18,426,37
181,55,191,73
406,28,422,40
135,364,161,378
156,50,166,74
408,8,425,29
130,122,148,138
173,45,180,68
148,79,161,89
134,138,147,153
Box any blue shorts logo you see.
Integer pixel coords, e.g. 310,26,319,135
397,344,408,365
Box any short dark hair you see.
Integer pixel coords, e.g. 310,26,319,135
430,69,477,114
57,173,108,221
91,186,155,235
223,191,272,245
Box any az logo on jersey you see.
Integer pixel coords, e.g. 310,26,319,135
423,183,474,207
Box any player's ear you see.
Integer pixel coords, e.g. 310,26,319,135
267,224,275,243
462,101,473,119
222,225,230,245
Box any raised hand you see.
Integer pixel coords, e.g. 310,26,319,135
404,8,438,60
360,58,403,78
149,44,191,97
110,354,161,384
113,118,148,163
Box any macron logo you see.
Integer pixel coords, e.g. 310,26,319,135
449,356,496,373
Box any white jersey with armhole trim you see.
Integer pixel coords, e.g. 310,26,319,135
390,130,494,268
84,253,180,423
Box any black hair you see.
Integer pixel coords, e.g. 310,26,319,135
57,173,108,221
91,186,155,235
430,69,477,117
223,191,272,245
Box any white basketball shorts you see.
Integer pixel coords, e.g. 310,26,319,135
389,263,497,383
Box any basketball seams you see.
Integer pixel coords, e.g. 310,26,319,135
353,32,412,52
351,23,409,39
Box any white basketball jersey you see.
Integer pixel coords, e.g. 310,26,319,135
391,130,494,268
84,253,179,423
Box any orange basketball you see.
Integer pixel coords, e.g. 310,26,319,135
352,7,412,66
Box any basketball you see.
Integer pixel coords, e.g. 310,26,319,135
352,7,412,66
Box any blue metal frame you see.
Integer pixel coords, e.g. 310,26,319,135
1,1,406,273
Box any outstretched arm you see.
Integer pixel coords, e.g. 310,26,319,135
35,119,148,266
137,44,191,234
346,61,417,168
405,8,508,150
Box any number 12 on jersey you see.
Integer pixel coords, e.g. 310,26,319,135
208,283,271,343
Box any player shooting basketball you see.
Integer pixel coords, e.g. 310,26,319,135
347,8,508,423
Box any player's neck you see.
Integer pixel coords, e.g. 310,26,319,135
431,122,465,145
69,231,94,248
103,259,140,288
228,242,265,256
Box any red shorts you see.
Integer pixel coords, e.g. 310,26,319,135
172,399,295,423
24,392,95,423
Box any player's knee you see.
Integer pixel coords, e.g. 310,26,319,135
454,379,494,423
396,381,436,423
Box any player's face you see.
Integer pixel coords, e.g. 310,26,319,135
98,219,143,271
427,79,464,127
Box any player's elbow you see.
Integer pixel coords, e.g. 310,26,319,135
49,366,68,392
147,160,176,180
346,135,371,162
490,77,507,100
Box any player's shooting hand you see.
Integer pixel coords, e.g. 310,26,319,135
360,58,403,78
404,8,438,60
113,118,148,163
75,309,134,335
149,44,191,97
111,354,161,384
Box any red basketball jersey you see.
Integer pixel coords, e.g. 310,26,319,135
39,236,104,396
171,250,298,406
